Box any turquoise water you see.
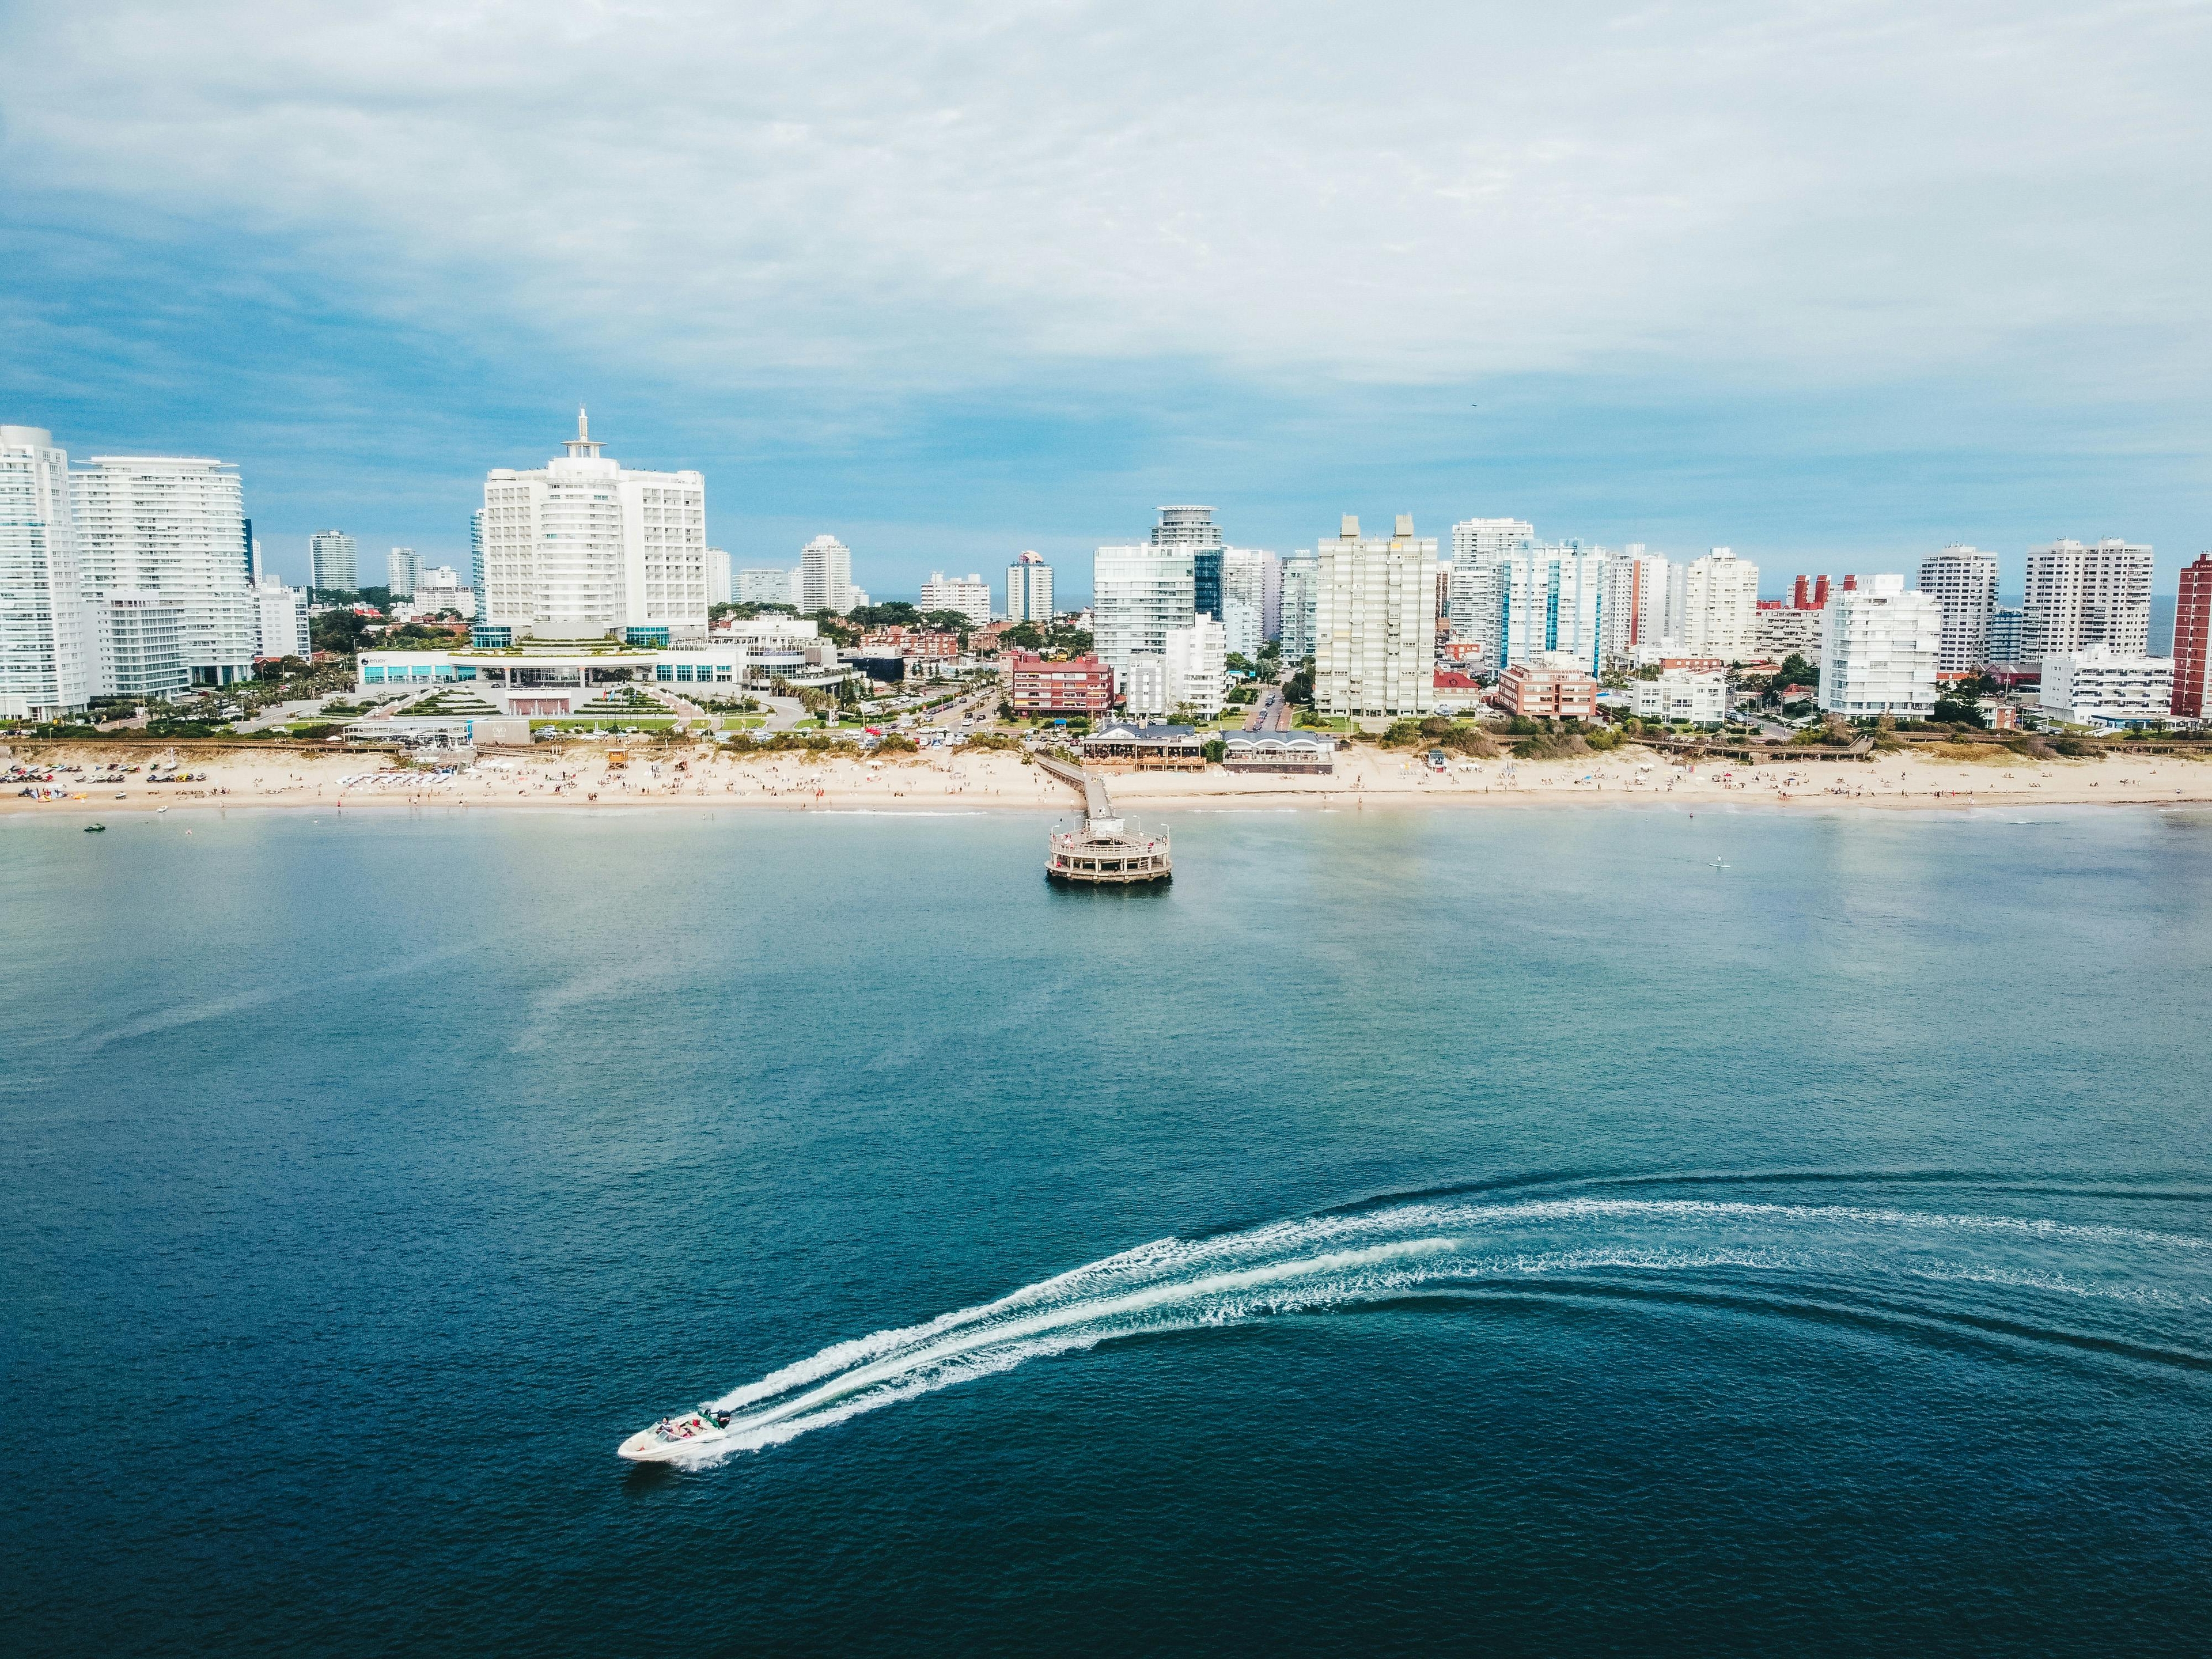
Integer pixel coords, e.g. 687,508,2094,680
4,802,2210,1653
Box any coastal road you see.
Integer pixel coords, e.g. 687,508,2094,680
1244,687,1292,730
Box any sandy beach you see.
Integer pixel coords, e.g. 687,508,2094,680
6,740,2211,815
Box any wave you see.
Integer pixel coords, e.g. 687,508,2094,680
650,1194,2212,1466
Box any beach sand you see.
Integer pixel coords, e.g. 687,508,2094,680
6,740,2210,815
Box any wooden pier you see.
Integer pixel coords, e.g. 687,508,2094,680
1037,753,1172,885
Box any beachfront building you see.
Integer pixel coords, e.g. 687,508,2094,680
1819,574,1941,718
94,590,190,701
1631,668,1728,725
310,529,358,592
919,571,993,629
1279,552,1319,661
1008,650,1113,718
71,453,256,688
1315,514,1438,719
1164,615,1228,718
357,636,748,717
1496,660,1598,719
0,425,94,721
1668,549,1759,660
479,411,709,638
2023,539,2152,662
2173,555,2212,719
2039,647,2176,729
1005,552,1054,623
252,578,310,659
1497,543,1607,676
1092,544,1195,683
1444,559,1503,674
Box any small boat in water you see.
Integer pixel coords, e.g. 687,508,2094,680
618,1405,736,1461
84,823,106,833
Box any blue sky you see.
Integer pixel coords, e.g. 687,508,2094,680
4,1,2209,604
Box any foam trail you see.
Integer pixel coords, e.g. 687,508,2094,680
652,1196,2212,1465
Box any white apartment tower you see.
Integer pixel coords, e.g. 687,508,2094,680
480,410,709,637
1219,547,1278,658
706,548,732,607
1279,552,1319,662
1092,545,1196,680
1005,551,1054,623
1498,544,1607,675
0,426,94,720
1164,615,1229,718
1450,518,1536,563
2023,539,2152,662
388,546,419,598
1820,574,1941,718
734,568,797,607
798,534,854,615
1601,547,1671,666
309,529,358,592
920,571,994,628
252,578,311,660
1445,560,1503,669
468,509,486,594
1668,548,1759,659
1917,546,1999,675
71,454,256,686
1315,514,1438,719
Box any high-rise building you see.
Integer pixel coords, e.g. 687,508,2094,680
1918,546,1999,675
1279,552,1319,662
919,571,993,628
0,426,94,721
469,509,486,594
2172,555,2212,719
479,410,709,637
1498,543,1607,675
1219,548,1277,657
2022,539,2152,662
309,529,358,592
1450,518,1536,563
387,546,419,598
1315,514,1438,719
71,454,255,686
252,577,310,660
1151,506,1224,618
1005,551,1054,623
706,548,732,607
1445,560,1503,671
1987,605,2027,666
798,534,854,615
1601,546,1671,665
93,590,188,702
1092,545,1195,681
734,567,797,607
1819,574,1941,718
1164,615,1228,718
1668,548,1759,659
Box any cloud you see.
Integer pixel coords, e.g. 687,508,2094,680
7,0,2209,397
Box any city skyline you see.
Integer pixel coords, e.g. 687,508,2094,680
4,6,2209,601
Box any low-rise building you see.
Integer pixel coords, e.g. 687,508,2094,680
1495,661,1598,719
919,571,994,628
2039,647,2177,728
1121,655,1168,717
1221,731,1336,773
1631,668,1728,725
1080,722,1208,769
1008,651,1115,718
252,579,310,660
1432,669,1487,713
357,638,747,717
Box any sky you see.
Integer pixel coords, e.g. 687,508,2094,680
3,0,2209,604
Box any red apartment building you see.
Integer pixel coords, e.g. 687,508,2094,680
2175,554,2212,719
1495,662,1598,719
1009,652,1115,717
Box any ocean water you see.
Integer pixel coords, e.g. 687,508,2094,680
3,801,2210,1654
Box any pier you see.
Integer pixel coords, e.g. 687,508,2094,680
1038,753,1171,885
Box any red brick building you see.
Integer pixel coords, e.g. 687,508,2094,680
1009,652,1115,717
1495,662,1597,718
2173,554,2211,719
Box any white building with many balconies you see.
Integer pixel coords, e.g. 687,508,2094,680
2039,647,2176,729
1315,514,1437,718
1819,574,1941,718
71,453,256,687
1092,546,1195,683
1918,546,1999,674
919,571,993,628
1668,548,1759,660
2023,539,2152,662
0,425,94,720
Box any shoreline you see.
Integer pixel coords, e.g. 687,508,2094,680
7,741,2211,817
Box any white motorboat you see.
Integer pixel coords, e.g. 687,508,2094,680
618,1404,737,1462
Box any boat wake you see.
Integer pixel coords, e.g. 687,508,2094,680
639,1191,2212,1466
